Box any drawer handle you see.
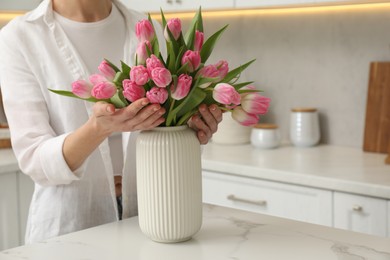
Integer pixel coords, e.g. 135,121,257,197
352,205,363,212
227,194,267,206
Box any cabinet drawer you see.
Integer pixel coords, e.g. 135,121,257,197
202,171,332,226
333,192,388,237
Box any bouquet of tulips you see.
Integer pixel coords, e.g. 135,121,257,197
50,8,270,126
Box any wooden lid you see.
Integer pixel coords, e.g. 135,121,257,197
253,123,278,129
291,107,317,113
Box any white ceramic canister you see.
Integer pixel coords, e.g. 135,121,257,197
290,107,320,147
250,123,281,149
212,112,251,145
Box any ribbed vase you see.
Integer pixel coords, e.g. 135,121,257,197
136,125,202,243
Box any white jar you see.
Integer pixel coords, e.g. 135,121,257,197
251,123,281,149
290,108,320,147
212,112,251,145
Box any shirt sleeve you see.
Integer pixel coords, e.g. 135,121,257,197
0,21,86,186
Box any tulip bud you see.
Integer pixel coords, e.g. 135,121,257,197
241,93,271,115
164,18,182,41
215,60,229,81
171,74,192,100
195,65,220,88
146,54,164,75
98,60,116,81
89,74,107,85
135,19,155,42
181,50,201,73
130,65,149,86
231,106,259,126
122,79,145,102
146,86,168,104
71,80,92,99
91,81,117,99
135,41,152,65
150,67,172,88
213,83,241,105
194,30,204,52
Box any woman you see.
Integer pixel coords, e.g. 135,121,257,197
0,0,222,244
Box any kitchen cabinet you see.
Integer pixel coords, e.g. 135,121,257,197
388,201,390,236
333,191,388,237
0,0,41,11
202,170,333,226
0,171,20,250
17,172,34,242
120,0,234,13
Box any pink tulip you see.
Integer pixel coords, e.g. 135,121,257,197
194,30,204,52
164,18,182,41
135,19,155,42
89,74,107,85
146,87,168,104
215,60,229,81
150,67,172,88
71,80,92,99
181,50,201,73
213,83,241,105
91,81,117,99
122,79,145,102
146,54,164,75
196,65,220,88
171,74,192,100
130,65,149,86
98,60,116,81
135,40,152,65
231,106,259,126
241,93,271,115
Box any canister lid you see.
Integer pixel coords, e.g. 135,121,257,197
253,123,278,129
291,107,317,113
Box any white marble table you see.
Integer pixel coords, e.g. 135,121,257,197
0,204,389,260
202,143,390,199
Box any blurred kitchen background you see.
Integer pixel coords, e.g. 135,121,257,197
1,1,390,147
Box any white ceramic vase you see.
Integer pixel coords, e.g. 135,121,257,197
136,125,202,243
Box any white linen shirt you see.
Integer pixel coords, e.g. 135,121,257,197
0,0,162,244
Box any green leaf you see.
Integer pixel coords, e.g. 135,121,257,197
221,59,256,83
200,25,228,63
167,76,207,125
110,90,128,108
237,89,264,94
121,61,131,76
174,46,187,72
48,89,102,103
160,8,167,28
184,7,203,45
104,59,120,73
113,72,128,88
185,21,197,50
232,81,255,90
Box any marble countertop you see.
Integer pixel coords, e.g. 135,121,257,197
0,204,389,260
2,144,390,198
202,143,390,199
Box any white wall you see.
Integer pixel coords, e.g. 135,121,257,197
193,8,390,147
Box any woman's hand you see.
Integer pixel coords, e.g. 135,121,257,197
63,98,165,171
188,104,223,144
91,98,166,136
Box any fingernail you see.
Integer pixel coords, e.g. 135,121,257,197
211,105,216,111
